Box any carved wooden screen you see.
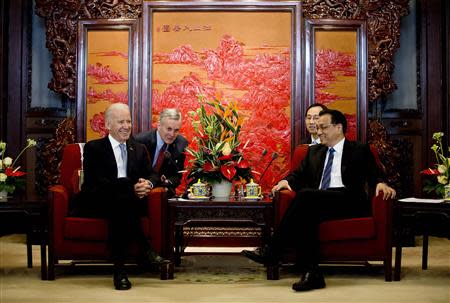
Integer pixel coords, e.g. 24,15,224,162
76,19,139,142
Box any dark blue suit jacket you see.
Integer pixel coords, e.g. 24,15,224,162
134,129,188,195
285,140,385,214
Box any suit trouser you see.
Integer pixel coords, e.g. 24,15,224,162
270,188,369,270
73,178,150,267
108,179,150,267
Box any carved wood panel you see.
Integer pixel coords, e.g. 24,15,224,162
303,0,409,102
36,0,409,103
35,0,142,100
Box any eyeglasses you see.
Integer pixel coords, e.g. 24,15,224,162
317,123,336,131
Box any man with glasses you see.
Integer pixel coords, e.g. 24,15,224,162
242,109,396,291
301,103,328,145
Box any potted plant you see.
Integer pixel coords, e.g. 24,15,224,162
185,96,253,199
0,139,37,200
421,132,450,200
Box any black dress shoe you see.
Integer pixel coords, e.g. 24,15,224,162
292,270,326,291
146,250,170,265
113,270,132,291
241,247,278,265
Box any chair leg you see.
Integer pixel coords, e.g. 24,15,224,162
384,259,392,282
48,261,55,280
160,262,174,280
267,265,280,280
47,245,55,280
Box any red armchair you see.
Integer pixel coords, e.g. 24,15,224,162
270,144,393,281
47,143,173,280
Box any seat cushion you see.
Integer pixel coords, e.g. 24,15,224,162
64,217,151,241
319,217,375,242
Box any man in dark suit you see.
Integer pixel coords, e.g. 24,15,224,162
300,103,328,145
243,109,396,291
73,103,167,291
134,108,188,198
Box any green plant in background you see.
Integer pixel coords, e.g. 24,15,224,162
421,132,450,197
0,139,37,194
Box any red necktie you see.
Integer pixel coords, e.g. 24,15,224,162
154,143,167,173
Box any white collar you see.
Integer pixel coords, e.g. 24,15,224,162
311,136,320,144
329,137,345,153
108,134,124,149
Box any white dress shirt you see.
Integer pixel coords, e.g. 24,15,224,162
310,136,321,145
108,135,127,178
319,138,345,189
152,131,166,167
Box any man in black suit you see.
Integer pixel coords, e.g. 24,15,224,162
243,109,396,291
300,103,328,145
134,108,188,198
73,103,167,290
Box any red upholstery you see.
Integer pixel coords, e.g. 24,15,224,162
47,144,169,280
272,144,393,281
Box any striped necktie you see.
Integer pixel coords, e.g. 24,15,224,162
154,143,167,173
119,143,127,170
320,147,335,190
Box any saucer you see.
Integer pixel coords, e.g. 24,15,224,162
188,194,210,200
244,196,262,201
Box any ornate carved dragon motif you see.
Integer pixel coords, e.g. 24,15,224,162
35,118,76,194
368,119,401,192
303,0,409,102
35,0,142,100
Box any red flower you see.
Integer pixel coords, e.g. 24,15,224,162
237,159,249,169
5,167,26,177
220,165,236,180
420,168,439,176
218,154,232,161
202,162,214,172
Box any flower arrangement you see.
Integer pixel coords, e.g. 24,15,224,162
0,139,37,194
185,96,253,185
421,132,449,198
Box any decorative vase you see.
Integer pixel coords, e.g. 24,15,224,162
211,180,232,200
444,184,450,201
0,190,8,202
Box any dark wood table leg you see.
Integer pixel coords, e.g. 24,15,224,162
174,225,183,266
40,221,47,280
394,242,402,281
26,232,33,268
422,234,428,270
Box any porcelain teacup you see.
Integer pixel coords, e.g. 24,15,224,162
245,179,261,198
190,179,210,197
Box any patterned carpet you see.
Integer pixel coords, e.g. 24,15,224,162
1,234,449,303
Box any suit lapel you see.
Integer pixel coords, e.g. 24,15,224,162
150,130,158,159
341,140,352,177
126,140,136,177
309,145,327,187
101,137,118,177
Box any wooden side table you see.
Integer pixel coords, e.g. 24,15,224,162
166,197,273,267
0,195,47,280
394,199,450,281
